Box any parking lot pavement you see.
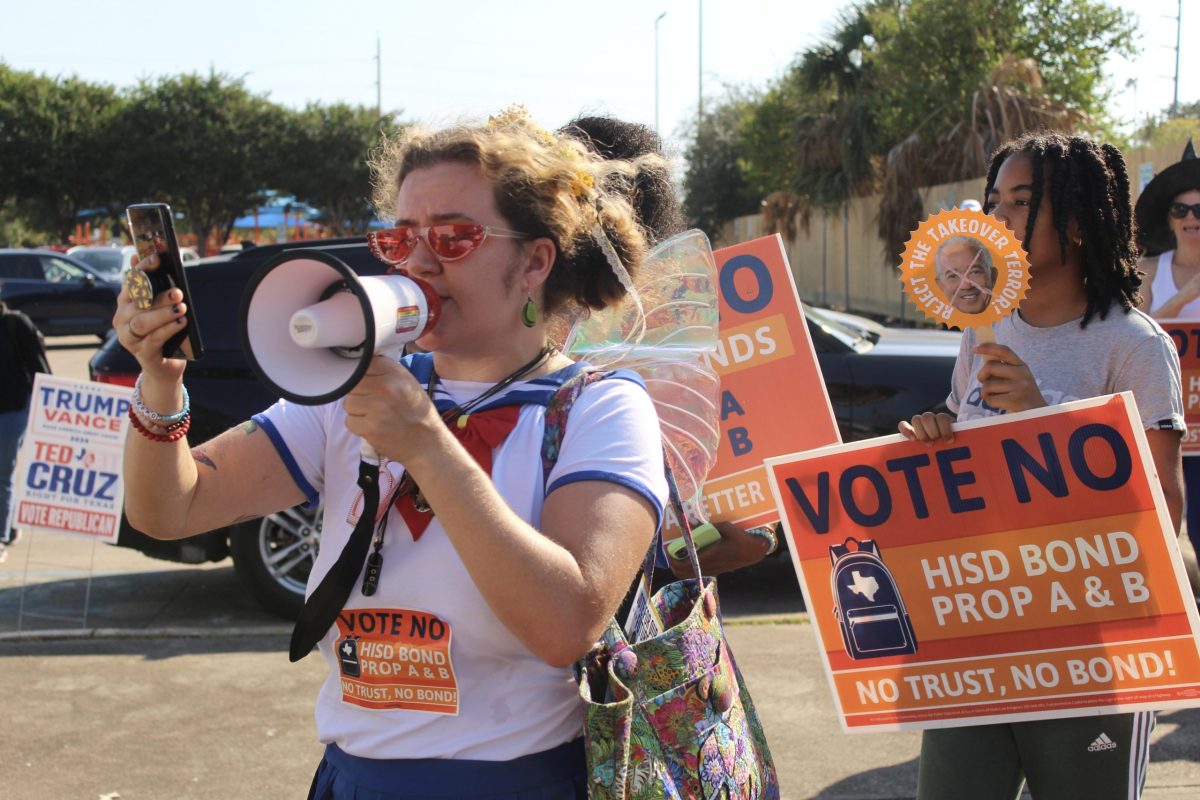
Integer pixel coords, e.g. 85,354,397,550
2,535,1198,800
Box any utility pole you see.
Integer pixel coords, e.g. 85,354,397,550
697,0,704,121
376,33,382,118
655,12,667,134
1171,0,1181,117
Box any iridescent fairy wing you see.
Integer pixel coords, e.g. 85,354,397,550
563,229,721,504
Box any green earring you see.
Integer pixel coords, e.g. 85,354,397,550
521,296,538,328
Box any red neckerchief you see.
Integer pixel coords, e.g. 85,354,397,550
394,405,522,540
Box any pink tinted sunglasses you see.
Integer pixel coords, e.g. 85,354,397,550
367,223,529,266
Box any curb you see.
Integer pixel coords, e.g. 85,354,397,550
0,624,291,643
0,615,811,643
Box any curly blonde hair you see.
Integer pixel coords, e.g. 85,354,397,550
370,110,667,314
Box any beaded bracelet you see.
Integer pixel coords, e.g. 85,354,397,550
136,411,190,435
128,406,191,442
745,525,780,556
132,373,190,425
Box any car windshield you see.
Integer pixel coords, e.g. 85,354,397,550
42,256,91,281
71,249,123,278
803,304,879,352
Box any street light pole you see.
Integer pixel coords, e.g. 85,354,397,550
655,12,667,134
375,32,382,118
698,0,704,121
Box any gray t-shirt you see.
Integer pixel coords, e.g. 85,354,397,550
948,306,1186,432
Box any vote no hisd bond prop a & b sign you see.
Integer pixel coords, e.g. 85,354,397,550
899,208,1030,340
12,374,133,543
663,233,840,536
1159,319,1200,455
764,393,1200,733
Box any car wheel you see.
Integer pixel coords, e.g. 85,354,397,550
229,504,321,620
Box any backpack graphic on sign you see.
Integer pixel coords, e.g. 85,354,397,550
830,537,918,659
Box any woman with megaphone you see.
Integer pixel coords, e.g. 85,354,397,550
114,107,677,798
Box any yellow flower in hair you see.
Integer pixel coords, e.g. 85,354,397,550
488,103,555,145
488,103,530,127
570,170,595,198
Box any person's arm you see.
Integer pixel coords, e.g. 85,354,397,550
667,521,778,578
346,358,660,667
1145,428,1184,535
124,415,306,538
1139,254,1200,320
116,267,304,539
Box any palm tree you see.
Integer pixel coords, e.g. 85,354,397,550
877,56,1084,261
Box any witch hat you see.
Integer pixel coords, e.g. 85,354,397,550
1135,137,1200,255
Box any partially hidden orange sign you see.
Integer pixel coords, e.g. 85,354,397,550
1158,319,1200,455
666,234,839,533
765,393,1200,732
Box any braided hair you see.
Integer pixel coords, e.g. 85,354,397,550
983,131,1142,328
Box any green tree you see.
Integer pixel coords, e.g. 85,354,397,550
1131,100,1200,149
681,0,1137,250
681,92,761,238
0,65,126,242
275,103,404,237
116,73,286,255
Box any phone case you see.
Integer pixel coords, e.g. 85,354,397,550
665,522,723,561
126,203,204,360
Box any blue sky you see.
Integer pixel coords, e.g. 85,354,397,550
1,0,1194,159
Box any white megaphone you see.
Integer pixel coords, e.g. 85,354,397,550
240,250,440,408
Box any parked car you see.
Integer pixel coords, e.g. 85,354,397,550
0,248,121,338
66,245,138,282
88,237,959,618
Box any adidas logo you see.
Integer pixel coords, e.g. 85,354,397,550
1087,733,1118,752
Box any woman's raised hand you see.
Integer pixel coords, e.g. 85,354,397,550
113,252,189,380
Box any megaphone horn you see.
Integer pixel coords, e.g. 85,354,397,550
240,250,440,406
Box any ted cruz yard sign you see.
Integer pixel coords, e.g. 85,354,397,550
12,375,133,543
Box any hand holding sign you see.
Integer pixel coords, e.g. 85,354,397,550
899,208,1030,344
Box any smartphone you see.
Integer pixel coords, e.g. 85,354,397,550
126,203,204,360
665,522,723,561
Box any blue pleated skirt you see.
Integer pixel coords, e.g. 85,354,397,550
307,738,587,799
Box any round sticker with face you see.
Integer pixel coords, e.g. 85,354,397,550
898,208,1030,332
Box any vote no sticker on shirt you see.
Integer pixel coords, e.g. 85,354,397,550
335,608,459,715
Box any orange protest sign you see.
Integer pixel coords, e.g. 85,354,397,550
765,393,1200,732
667,234,839,532
333,607,459,715
1158,319,1200,455
899,209,1029,341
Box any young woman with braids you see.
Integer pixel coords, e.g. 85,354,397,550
115,110,678,798
900,131,1185,800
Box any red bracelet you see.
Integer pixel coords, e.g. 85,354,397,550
128,406,191,442
137,411,190,434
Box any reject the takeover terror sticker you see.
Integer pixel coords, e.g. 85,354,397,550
335,607,459,715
